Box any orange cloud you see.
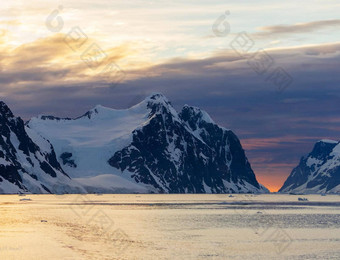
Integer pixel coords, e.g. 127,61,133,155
0,32,143,89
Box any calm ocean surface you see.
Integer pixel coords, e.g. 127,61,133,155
0,194,340,259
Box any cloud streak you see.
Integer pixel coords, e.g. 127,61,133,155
255,19,340,37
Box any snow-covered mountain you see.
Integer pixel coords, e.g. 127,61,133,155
280,140,340,194
0,101,85,194
26,93,268,194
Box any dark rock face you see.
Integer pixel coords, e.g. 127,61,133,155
280,140,340,194
60,152,77,168
0,102,36,189
180,105,259,188
109,94,266,193
0,101,78,194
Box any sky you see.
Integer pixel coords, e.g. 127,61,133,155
0,0,339,192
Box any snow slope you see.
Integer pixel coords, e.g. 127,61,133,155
27,101,153,193
280,140,340,194
0,101,85,194
28,103,150,178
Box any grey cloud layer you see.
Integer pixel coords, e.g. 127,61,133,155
1,41,339,186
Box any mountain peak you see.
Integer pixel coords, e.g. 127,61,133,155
0,101,14,119
181,105,215,124
146,92,168,101
280,139,340,194
78,104,117,119
93,104,106,110
145,92,171,107
318,139,338,144
142,93,180,120
90,104,114,114
310,139,338,159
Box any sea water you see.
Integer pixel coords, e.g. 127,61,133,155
0,194,339,259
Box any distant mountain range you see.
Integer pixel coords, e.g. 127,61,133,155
0,93,268,194
280,139,340,194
